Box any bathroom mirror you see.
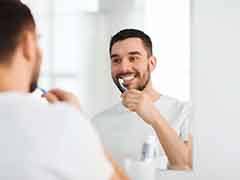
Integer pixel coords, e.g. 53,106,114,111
24,0,191,175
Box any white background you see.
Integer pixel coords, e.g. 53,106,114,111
192,0,240,178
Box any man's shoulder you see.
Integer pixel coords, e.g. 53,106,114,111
0,93,112,179
0,92,93,143
0,92,84,121
157,95,191,111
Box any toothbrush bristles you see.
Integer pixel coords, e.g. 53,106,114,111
118,78,127,91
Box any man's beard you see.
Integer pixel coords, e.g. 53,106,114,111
29,76,39,93
29,64,40,93
29,82,38,93
113,65,151,93
29,47,42,93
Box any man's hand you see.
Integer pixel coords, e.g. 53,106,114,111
121,89,158,125
105,152,129,180
122,90,193,169
42,88,81,110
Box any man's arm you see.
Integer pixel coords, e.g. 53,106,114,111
121,89,192,170
149,109,192,170
105,152,129,180
42,88,81,110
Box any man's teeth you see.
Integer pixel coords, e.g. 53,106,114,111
121,75,135,81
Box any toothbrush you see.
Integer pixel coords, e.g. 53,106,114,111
38,87,47,95
118,78,127,92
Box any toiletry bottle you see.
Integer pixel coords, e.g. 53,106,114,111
140,135,157,163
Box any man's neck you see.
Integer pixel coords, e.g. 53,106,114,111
143,82,161,102
0,67,29,93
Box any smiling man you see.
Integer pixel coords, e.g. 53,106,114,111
92,29,192,170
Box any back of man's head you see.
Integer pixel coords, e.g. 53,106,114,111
0,0,35,63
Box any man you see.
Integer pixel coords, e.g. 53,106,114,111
92,29,192,170
0,1,128,179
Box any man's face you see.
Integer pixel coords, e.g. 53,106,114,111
111,38,152,93
29,30,42,92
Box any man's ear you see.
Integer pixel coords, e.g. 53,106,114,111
148,56,157,72
20,30,35,63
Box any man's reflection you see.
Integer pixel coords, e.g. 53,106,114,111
92,29,192,170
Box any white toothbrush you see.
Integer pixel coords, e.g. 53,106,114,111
38,87,47,95
118,78,127,92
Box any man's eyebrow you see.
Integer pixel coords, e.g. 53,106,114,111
111,54,120,59
128,51,142,56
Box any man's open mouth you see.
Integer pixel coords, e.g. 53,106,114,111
119,74,137,84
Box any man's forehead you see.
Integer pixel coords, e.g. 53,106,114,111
111,38,147,56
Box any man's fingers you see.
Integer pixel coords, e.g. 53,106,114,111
121,92,141,110
127,105,137,112
123,98,139,105
42,88,81,110
43,93,59,103
121,89,140,98
127,104,137,111
122,100,137,110
122,93,141,105
126,89,141,95
45,88,81,110
47,88,70,101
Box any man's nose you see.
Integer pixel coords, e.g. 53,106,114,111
119,59,132,73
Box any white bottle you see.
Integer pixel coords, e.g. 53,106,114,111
140,135,157,163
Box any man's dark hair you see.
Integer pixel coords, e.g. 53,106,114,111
0,1,35,62
109,29,153,57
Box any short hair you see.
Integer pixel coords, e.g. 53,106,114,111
0,0,35,62
109,29,153,57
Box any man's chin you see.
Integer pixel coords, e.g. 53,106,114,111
125,86,140,91
29,83,38,93
129,84,146,91
126,83,141,90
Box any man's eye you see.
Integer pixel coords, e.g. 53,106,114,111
129,56,138,62
112,58,121,64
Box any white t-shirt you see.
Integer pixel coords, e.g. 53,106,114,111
92,95,192,168
0,92,112,180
